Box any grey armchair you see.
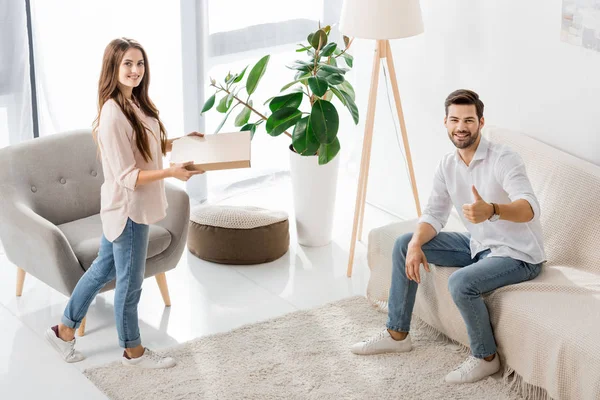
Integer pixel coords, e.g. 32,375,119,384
0,130,190,336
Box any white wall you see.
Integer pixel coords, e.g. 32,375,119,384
342,0,600,221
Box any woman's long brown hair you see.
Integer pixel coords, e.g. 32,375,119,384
92,38,167,162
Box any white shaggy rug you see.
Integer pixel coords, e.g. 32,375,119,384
84,296,523,400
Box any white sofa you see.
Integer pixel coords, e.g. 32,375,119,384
367,126,600,400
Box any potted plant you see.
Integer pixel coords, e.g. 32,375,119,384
201,25,359,246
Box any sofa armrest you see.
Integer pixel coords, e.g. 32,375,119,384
155,181,190,260
367,219,419,268
365,219,419,307
0,192,84,296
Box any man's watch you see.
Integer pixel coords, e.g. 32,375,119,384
488,203,500,222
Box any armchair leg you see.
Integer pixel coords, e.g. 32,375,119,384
16,267,26,297
155,273,171,307
77,316,87,337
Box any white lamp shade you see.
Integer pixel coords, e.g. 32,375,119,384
339,0,424,40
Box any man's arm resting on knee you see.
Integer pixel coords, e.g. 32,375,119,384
409,222,438,248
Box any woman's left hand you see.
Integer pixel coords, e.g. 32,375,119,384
187,131,204,138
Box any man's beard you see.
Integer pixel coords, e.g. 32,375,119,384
449,128,480,149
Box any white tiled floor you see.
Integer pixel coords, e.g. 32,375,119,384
0,171,403,399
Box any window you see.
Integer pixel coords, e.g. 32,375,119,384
30,0,184,138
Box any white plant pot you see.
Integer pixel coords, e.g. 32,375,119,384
289,145,340,247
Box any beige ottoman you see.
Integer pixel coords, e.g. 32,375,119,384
188,205,289,265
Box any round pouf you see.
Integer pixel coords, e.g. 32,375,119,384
188,205,290,265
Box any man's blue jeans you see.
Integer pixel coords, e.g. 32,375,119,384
387,231,542,359
61,218,150,349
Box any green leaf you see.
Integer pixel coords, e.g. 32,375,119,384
201,93,216,114
292,117,320,156
342,52,354,68
338,80,356,101
266,107,302,137
318,64,349,75
296,44,311,52
234,100,252,127
330,87,358,124
323,25,331,35
294,70,310,81
321,42,337,57
288,60,313,73
246,55,270,95
324,73,344,85
310,29,327,50
328,56,338,67
269,92,303,113
307,33,314,45
280,75,309,92
216,94,232,113
310,99,339,144
339,90,359,124
322,90,334,102
318,137,340,165
214,103,239,133
240,123,257,140
233,65,248,83
329,86,347,106
307,76,328,97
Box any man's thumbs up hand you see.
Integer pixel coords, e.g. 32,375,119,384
462,185,494,224
472,185,483,201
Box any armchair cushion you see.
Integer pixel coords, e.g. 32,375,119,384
58,214,172,270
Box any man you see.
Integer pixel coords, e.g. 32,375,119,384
351,89,546,384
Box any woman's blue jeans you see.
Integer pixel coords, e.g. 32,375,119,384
61,218,149,349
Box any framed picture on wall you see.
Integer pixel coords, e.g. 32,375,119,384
561,0,600,52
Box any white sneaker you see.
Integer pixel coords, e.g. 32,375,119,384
122,347,176,369
44,326,85,363
444,355,500,383
351,329,413,355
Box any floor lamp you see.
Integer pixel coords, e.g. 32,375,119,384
340,0,425,277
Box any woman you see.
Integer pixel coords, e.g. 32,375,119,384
44,37,204,369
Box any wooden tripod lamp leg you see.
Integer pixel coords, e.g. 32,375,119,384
384,40,422,216
347,40,383,278
356,41,389,242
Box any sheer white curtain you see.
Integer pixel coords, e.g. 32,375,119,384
0,0,33,149
30,0,185,140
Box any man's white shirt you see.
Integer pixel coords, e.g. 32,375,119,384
419,135,546,264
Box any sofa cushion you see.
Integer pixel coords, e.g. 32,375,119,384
58,214,172,270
